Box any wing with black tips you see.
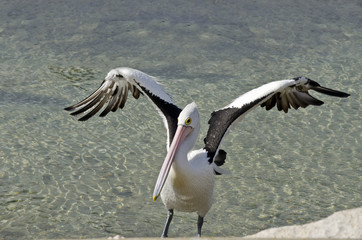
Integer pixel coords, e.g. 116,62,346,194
204,77,349,163
64,67,182,148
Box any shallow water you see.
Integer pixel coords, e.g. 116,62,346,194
0,0,361,239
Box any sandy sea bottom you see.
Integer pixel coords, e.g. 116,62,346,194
0,1,361,239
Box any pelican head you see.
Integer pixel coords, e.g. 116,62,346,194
178,102,200,128
153,102,200,201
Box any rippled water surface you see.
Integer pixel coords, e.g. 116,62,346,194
0,1,361,239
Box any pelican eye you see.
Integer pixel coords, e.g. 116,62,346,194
185,117,191,125
116,74,123,78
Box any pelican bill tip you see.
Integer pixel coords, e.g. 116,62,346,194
152,194,159,202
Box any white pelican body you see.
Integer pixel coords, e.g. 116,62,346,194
65,67,349,237
162,148,214,216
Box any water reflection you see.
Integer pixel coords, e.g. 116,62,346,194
0,1,360,239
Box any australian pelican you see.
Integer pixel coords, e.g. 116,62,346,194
64,67,349,237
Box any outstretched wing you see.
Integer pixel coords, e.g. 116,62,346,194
204,76,349,163
64,67,182,148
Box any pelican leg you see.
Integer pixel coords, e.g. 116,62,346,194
197,215,204,237
161,209,174,237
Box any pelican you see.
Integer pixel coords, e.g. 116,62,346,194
64,67,349,237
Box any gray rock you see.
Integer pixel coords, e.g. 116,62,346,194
245,207,362,239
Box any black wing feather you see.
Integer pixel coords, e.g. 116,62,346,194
204,77,349,164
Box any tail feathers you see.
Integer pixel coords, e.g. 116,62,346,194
213,150,230,175
214,149,227,166
214,165,230,175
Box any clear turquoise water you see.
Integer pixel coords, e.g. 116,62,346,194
0,1,361,239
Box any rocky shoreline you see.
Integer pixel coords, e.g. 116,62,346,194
244,207,362,239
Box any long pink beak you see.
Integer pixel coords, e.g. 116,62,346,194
153,125,193,201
